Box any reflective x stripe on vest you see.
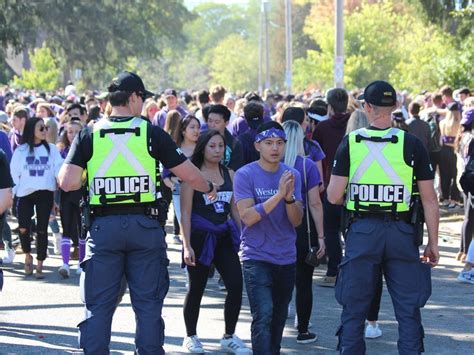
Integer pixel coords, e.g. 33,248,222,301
87,117,160,206
346,127,413,212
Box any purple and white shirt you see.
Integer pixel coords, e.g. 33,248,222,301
10,143,63,197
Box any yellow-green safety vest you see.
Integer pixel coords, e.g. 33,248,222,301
346,127,413,213
86,117,160,206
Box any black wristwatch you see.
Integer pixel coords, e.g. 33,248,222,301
206,180,214,194
285,194,296,204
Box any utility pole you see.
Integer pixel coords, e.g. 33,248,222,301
258,1,263,94
263,0,271,90
334,0,344,88
284,0,293,94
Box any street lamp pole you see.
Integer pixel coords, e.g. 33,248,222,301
258,3,263,94
285,0,292,94
263,0,271,90
334,0,344,88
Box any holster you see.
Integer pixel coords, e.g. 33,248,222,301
340,209,354,240
409,195,424,246
153,198,169,227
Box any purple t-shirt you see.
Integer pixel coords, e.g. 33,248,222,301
304,138,325,162
234,161,302,265
293,156,321,209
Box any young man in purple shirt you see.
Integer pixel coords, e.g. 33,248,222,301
152,88,188,128
234,121,303,354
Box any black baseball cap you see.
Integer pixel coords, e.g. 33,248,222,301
362,80,397,107
244,102,264,129
109,71,154,98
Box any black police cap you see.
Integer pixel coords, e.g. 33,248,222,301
362,80,397,107
108,71,154,98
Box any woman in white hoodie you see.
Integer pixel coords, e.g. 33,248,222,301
10,117,63,279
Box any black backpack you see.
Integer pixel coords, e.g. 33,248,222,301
424,112,442,153
460,154,474,195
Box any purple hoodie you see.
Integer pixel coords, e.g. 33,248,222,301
312,112,350,187
0,131,12,162
230,114,272,138
10,129,22,152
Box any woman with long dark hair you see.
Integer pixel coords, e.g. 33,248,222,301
162,109,184,241
163,115,201,244
10,117,63,278
57,120,84,277
180,130,249,353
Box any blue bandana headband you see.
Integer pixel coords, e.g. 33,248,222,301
255,127,287,143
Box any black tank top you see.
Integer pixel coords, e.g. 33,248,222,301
192,166,233,225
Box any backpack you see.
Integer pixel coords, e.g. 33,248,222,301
424,112,442,153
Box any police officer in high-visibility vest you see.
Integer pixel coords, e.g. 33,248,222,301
327,81,440,355
59,71,217,354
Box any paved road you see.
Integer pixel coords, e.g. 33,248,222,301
0,215,472,354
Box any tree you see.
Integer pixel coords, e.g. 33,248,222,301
209,34,258,92
0,1,37,54
2,1,192,87
12,45,60,91
294,0,470,92
408,0,473,37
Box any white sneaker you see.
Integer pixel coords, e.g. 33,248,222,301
58,264,70,278
220,334,251,353
53,233,62,255
2,247,16,264
457,271,474,284
365,323,382,339
76,266,83,275
182,335,204,353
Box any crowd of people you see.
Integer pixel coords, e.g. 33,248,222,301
0,78,473,354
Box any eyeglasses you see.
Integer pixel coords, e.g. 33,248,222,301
38,126,49,132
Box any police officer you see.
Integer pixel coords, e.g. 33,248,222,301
327,81,440,355
59,71,217,354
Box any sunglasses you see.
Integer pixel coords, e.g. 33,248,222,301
38,126,49,132
136,92,147,101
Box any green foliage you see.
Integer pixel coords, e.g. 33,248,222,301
1,0,191,87
408,0,473,38
12,45,60,91
2,0,471,92
0,1,36,54
209,34,258,92
294,0,473,92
